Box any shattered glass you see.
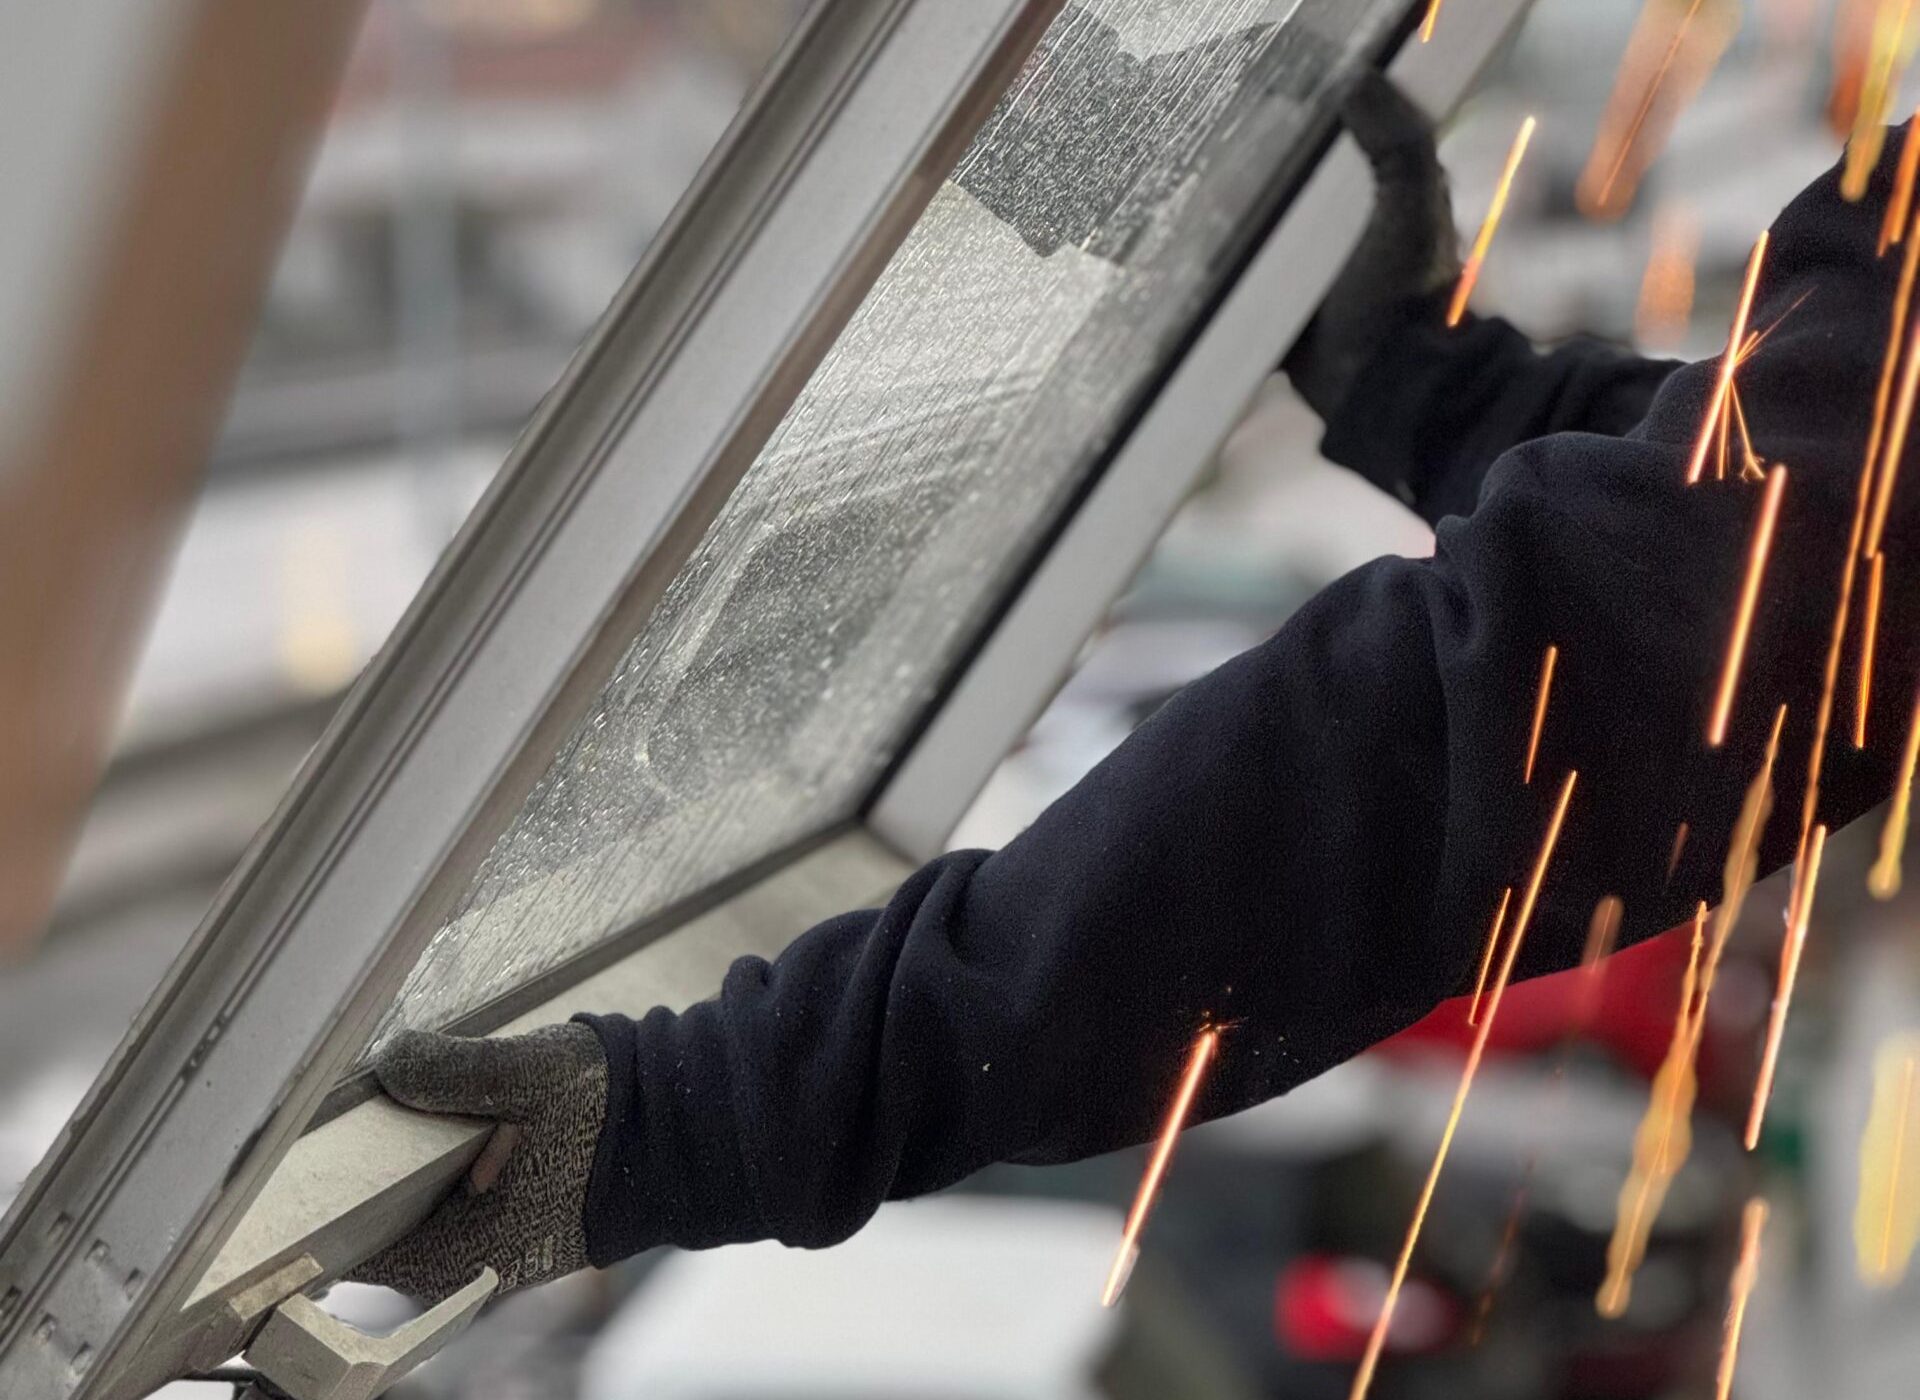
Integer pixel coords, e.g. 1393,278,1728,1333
367,0,1412,1051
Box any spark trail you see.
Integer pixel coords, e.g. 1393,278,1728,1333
1865,188,1920,562
1884,106,1920,253
1869,690,1920,897
1666,821,1690,884
1715,1198,1769,1400
1637,204,1699,346
1856,550,1886,748
1798,200,1920,864
1448,116,1536,328
1581,896,1625,999
1578,0,1735,220
1470,895,1623,1336
1730,383,1765,481
1101,1027,1219,1307
1708,465,1787,748
1467,887,1513,1027
1747,823,1829,1150
1687,234,1769,486
1598,711,1781,1314
1867,288,1920,560
1711,705,1787,971
1348,772,1577,1400
1524,645,1558,785
1598,905,1708,1317
1857,1037,1920,1284
1841,0,1916,202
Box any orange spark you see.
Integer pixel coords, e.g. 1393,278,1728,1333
1582,894,1625,974
1715,1198,1769,1400
1867,290,1920,560
1599,903,1708,1317
1448,116,1537,329
1728,370,1743,480
1524,644,1559,785
1731,287,1817,374
1102,1026,1219,1306
1709,705,1787,977
1708,465,1787,747
1578,0,1736,220
1601,714,1784,1315
1870,690,1920,897
1419,0,1444,42
1858,1037,1920,1282
1467,887,1514,1027
1869,200,1920,490
1469,1177,1531,1346
1746,823,1829,1150
1856,551,1886,748
1666,821,1691,883
1687,234,1770,486
1349,773,1577,1400
1799,216,1919,858
1730,384,1766,481
1637,205,1700,347
1880,1055,1915,1276
1478,895,1620,1337
1576,895,1625,1030
1885,107,1920,253
1831,0,1881,135
1841,0,1916,203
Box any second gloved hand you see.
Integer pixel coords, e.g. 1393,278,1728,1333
1281,70,1461,441
351,1023,609,1302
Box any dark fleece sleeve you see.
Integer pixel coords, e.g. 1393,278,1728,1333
577,141,1917,1265
1320,305,1682,526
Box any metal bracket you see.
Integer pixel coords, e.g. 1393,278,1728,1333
239,1269,497,1400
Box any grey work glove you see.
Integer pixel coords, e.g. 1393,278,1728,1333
1281,69,1462,428
350,1023,609,1302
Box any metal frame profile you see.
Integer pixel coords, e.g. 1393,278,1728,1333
0,2,1537,1396
0,2,1070,1395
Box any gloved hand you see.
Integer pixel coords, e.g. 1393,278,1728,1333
350,1023,609,1301
1281,69,1462,430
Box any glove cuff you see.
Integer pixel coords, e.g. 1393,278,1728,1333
572,1011,645,1268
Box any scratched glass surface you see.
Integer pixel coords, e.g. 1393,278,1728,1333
367,0,1410,1051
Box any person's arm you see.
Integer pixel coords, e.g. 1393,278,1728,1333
1283,74,1679,524
960,31,1676,522
1318,314,1680,523
359,140,1911,1300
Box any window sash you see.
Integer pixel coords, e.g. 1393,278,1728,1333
0,4,1071,1394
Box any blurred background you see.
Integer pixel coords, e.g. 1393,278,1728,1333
6,0,1920,1396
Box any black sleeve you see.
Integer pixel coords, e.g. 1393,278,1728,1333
1319,305,1681,526
577,148,1912,1264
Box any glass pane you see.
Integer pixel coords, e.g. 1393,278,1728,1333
370,0,1412,1049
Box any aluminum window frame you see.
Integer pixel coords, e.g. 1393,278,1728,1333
0,3,1534,1396
0,3,1071,1394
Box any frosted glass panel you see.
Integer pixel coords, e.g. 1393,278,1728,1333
370,0,1410,1047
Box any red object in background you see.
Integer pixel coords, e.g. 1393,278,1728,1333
1378,921,1699,1081
1275,1254,1462,1362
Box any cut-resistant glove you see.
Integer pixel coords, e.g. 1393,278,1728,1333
350,1023,609,1302
1282,69,1463,433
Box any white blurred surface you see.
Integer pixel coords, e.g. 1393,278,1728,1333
582,1197,1122,1400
